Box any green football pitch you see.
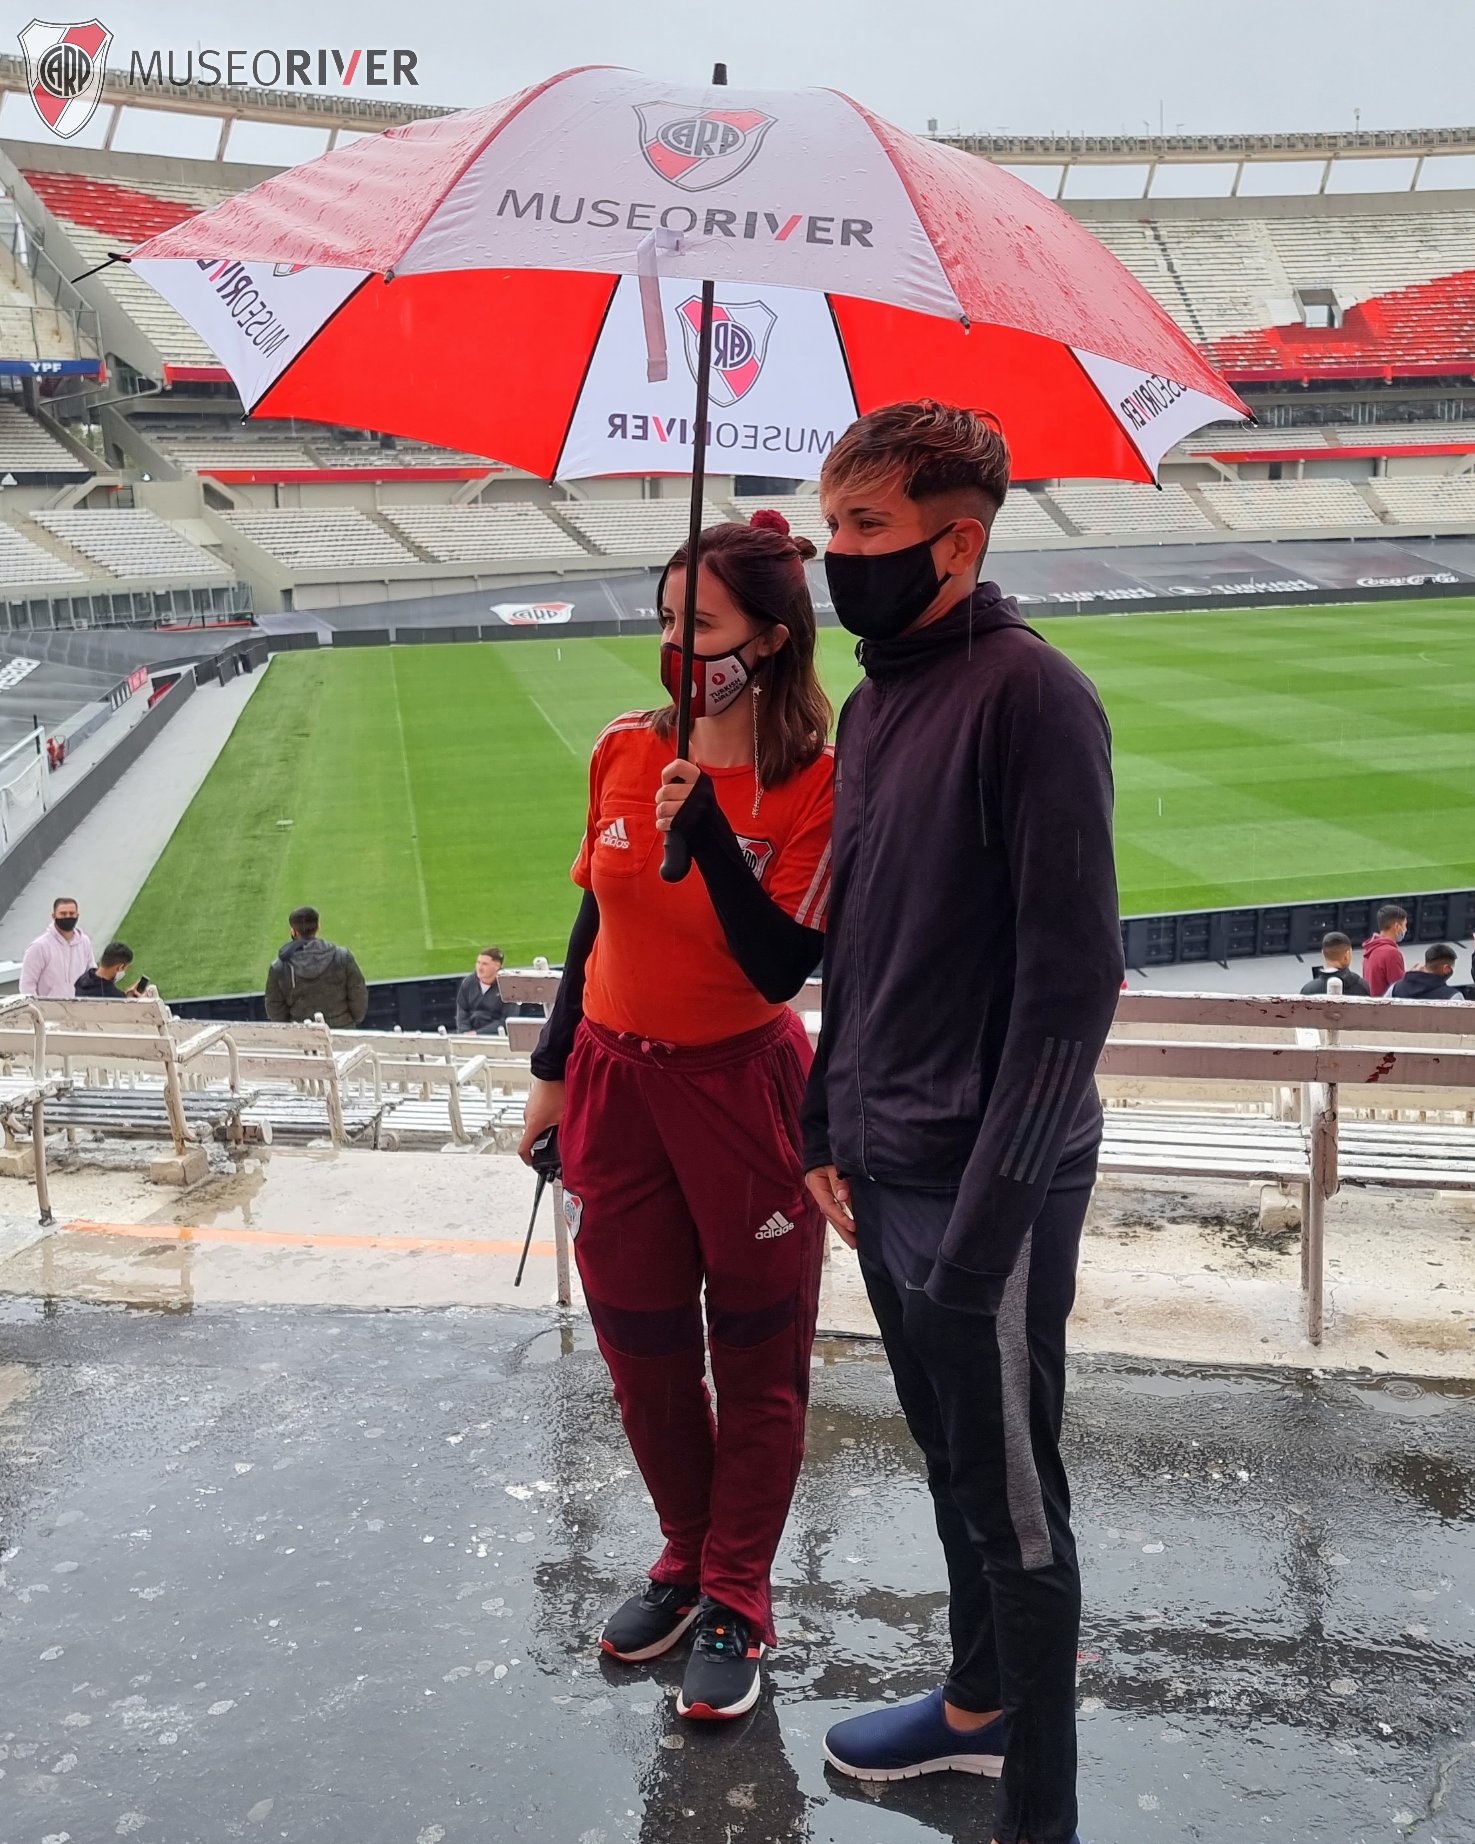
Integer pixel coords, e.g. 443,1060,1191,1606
120,599,1475,998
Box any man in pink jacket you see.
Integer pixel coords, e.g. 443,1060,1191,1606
1361,903,1409,998
20,896,94,999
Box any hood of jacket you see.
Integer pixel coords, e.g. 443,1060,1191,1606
1363,933,1403,956
277,936,340,979
857,581,1032,681
1394,967,1458,997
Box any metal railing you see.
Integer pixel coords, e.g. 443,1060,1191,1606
0,203,103,363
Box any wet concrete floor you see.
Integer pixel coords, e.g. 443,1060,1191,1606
2,1301,1472,1844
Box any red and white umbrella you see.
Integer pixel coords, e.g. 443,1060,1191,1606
124,64,1247,487
124,63,1246,880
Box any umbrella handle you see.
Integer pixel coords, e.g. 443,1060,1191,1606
660,831,692,882
662,275,716,885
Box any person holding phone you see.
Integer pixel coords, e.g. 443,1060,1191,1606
518,511,833,1722
75,940,151,999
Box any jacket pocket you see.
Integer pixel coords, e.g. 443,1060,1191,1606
589,807,657,879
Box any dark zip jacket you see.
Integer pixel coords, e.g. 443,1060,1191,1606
1300,966,1371,997
1388,967,1464,1000
801,583,1124,1315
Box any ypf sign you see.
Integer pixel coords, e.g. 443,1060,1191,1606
20,18,112,139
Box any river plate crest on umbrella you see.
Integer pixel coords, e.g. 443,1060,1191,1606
122,65,1249,485
679,296,776,406
634,102,776,191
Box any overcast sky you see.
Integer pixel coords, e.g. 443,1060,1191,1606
6,0,1475,184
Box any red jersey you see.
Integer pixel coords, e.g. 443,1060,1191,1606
573,713,833,1046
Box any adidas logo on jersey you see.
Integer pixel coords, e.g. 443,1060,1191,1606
754,1211,795,1241
599,816,631,849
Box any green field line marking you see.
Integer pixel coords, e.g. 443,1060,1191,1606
524,691,582,758
387,647,435,952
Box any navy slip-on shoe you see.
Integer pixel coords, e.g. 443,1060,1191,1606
822,1686,1008,1780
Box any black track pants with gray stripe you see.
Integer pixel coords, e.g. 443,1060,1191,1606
848,1136,1097,1844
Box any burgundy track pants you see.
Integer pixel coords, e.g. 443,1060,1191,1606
559,1010,825,1645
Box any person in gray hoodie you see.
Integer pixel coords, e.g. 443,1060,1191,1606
265,906,368,1028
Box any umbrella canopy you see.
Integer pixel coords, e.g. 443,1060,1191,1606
125,65,1247,483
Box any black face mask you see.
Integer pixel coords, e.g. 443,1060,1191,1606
824,524,957,642
54,915,78,932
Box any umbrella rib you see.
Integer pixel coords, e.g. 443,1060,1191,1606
1061,345,1157,487
823,295,862,425
244,272,377,416
548,274,622,483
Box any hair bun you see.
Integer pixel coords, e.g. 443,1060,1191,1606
791,533,818,561
748,507,791,536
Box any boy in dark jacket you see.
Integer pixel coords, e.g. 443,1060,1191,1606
804,402,1122,1844
455,947,508,1035
265,906,368,1028
1300,932,1370,997
1390,944,1464,1001
75,940,148,999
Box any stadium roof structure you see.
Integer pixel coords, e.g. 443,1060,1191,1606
936,125,1475,198
0,53,450,159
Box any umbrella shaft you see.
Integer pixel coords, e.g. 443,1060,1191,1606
675,277,717,763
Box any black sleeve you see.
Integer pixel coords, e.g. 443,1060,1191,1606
529,888,600,1081
454,976,473,1034
925,658,1124,1316
671,771,824,1004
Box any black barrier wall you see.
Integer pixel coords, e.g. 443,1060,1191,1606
168,887,1475,1024
0,672,199,914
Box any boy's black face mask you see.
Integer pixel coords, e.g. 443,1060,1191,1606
824,524,958,642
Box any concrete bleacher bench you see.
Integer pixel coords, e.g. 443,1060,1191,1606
0,996,251,1183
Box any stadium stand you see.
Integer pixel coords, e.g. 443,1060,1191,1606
305,437,497,471
0,522,85,585
381,504,588,564
1205,268,1475,379
151,427,321,472
561,500,732,555
1184,426,1334,453
991,490,1070,543
1347,421,1475,444
1370,475,1475,524
30,509,228,578
0,400,90,476
1050,481,1216,535
221,508,422,571
17,166,228,375
1198,479,1382,530
730,494,830,547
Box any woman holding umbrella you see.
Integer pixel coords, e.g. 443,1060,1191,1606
519,509,833,1720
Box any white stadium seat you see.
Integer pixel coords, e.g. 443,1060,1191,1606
29,508,228,578
222,508,422,570
1048,482,1215,535
1198,479,1381,531
0,401,90,474
561,500,732,556
382,503,587,563
1372,476,1475,523
0,524,87,586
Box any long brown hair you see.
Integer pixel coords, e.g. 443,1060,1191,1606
653,512,831,787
